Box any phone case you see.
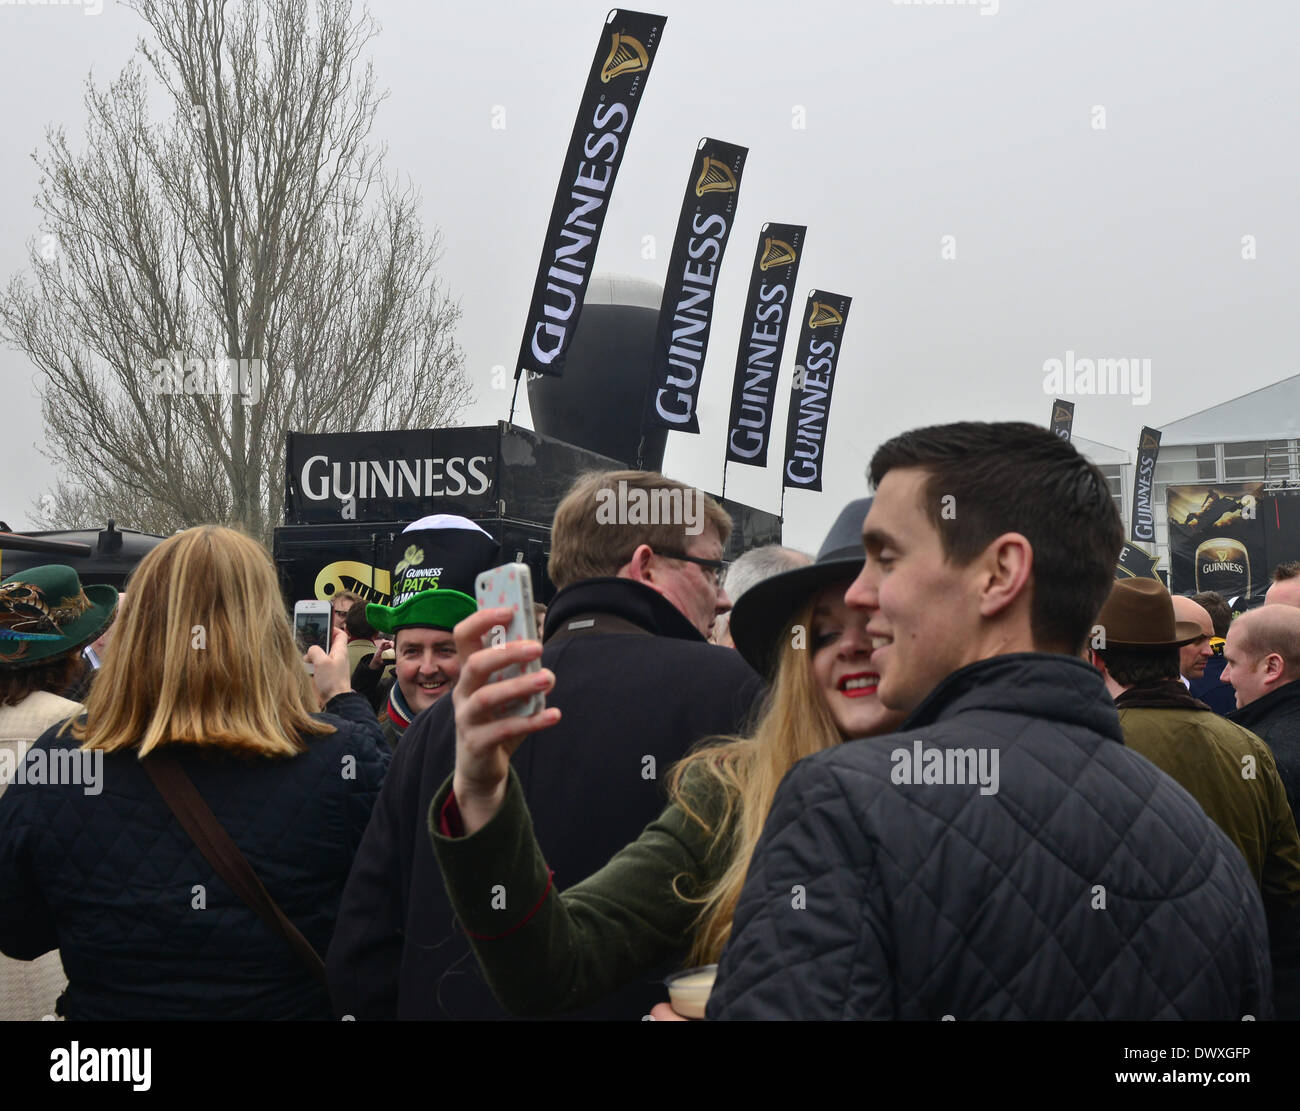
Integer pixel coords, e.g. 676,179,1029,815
474,563,543,719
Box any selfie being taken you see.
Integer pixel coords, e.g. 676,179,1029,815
0,0,1295,1096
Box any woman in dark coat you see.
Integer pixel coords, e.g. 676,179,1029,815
0,526,389,1020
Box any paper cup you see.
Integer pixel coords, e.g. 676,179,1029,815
664,964,717,1019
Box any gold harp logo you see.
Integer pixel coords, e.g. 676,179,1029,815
758,237,796,272
1140,433,1159,452
808,302,843,329
601,32,649,83
694,157,738,197
1053,404,1071,424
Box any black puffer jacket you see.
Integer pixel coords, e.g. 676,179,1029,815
0,691,389,1020
709,654,1272,1020
327,577,765,1020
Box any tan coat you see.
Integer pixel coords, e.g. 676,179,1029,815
0,690,80,1021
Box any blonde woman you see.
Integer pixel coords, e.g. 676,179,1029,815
0,527,389,1020
429,499,903,1016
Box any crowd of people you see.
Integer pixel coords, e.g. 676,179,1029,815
3,420,1300,1019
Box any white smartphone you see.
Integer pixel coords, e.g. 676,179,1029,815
474,562,544,719
293,600,332,675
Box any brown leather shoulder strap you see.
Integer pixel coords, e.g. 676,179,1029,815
141,751,326,985
545,612,653,645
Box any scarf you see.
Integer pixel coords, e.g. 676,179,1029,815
1114,679,1213,713
387,679,413,733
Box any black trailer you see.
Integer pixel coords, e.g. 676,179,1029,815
272,421,782,606
0,521,166,589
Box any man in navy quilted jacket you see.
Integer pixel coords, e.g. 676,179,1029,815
709,422,1272,1020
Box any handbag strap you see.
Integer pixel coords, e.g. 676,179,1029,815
141,751,327,985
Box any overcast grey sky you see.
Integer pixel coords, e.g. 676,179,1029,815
2,0,1298,553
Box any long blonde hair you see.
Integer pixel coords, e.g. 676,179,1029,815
667,595,844,966
65,526,335,757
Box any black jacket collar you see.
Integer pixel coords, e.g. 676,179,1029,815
543,577,704,644
902,652,1125,744
1229,678,1300,728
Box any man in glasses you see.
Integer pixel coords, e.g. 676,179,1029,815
328,469,764,1021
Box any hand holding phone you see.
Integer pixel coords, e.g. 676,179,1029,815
473,563,543,719
293,600,332,675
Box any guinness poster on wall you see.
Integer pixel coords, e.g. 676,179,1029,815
1050,399,1074,441
1130,426,1162,543
724,223,806,468
781,291,852,493
1166,483,1265,606
642,137,748,434
516,10,666,380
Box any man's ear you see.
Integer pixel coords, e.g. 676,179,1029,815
619,543,656,584
1265,651,1286,683
1089,648,1108,676
976,533,1033,620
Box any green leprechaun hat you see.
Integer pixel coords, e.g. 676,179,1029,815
0,564,118,669
365,515,500,635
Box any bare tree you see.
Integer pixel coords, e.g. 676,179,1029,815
2,0,472,545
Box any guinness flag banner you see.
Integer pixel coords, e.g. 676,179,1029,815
516,10,666,380
643,137,748,433
1050,399,1075,441
781,291,852,492
724,223,806,468
1116,542,1160,582
1129,426,1162,543
1166,483,1265,606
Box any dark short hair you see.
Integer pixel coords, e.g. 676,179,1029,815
1191,591,1231,639
1274,561,1300,583
0,650,86,708
1097,645,1180,687
344,599,375,639
869,421,1124,654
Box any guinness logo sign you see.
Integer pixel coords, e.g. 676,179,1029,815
1141,432,1159,451
694,156,738,197
758,237,797,272
808,301,843,328
1053,404,1072,423
600,32,649,82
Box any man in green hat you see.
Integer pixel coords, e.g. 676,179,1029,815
361,515,499,750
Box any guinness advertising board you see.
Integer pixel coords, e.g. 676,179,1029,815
516,10,666,380
1166,482,1265,606
781,291,852,493
284,428,497,525
643,137,748,434
1050,399,1074,441
1129,426,1162,543
724,222,807,469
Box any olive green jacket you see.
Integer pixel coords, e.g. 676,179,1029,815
1118,698,1300,904
427,762,732,1016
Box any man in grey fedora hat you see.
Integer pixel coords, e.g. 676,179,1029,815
1091,575,1300,1017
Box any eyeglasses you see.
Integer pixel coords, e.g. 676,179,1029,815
656,550,729,587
